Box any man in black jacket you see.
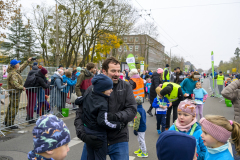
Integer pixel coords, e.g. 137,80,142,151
74,57,137,160
172,67,185,84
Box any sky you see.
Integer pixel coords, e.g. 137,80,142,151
19,0,240,70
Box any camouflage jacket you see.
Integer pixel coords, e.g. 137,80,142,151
7,60,30,92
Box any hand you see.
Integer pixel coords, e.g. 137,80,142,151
83,135,103,150
203,100,205,103
159,105,163,108
28,57,32,62
163,106,167,109
107,113,118,121
23,87,26,91
133,130,138,136
119,123,126,131
169,102,172,107
184,93,188,97
48,79,51,82
64,83,67,86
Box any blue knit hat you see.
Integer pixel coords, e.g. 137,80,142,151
32,114,71,153
149,72,152,76
33,62,38,66
92,74,113,93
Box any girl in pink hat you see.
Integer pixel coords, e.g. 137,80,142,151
200,115,240,160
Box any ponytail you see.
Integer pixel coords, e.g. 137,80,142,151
231,121,240,155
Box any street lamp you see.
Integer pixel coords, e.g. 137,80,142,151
170,45,178,71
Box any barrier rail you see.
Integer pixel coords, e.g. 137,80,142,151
0,85,77,136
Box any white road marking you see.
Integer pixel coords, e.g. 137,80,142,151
129,156,135,160
68,137,83,148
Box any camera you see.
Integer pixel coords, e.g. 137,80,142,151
31,57,37,61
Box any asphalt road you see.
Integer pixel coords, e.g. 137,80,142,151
0,78,235,160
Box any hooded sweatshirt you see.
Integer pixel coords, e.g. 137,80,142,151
156,130,196,160
27,65,39,78
62,75,77,93
205,142,233,160
75,69,93,97
180,78,198,95
169,122,207,160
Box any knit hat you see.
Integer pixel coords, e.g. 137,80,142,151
166,64,169,67
92,74,113,93
32,114,71,153
57,69,64,76
38,65,42,69
77,67,81,72
40,67,48,75
155,87,162,95
178,100,196,116
157,68,164,74
135,96,143,105
146,71,148,73
129,69,138,78
33,62,38,66
199,118,231,143
156,130,196,160
160,84,173,96
149,72,152,76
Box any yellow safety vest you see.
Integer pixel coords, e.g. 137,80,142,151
217,75,224,85
162,82,181,102
163,68,170,81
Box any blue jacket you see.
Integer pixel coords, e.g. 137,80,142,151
76,72,80,77
193,88,208,99
62,75,77,93
152,96,169,114
169,122,207,160
210,71,218,78
137,105,147,132
205,143,233,160
146,82,151,94
180,78,198,95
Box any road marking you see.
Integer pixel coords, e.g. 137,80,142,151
129,156,135,160
69,137,83,148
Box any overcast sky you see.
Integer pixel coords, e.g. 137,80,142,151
20,0,240,70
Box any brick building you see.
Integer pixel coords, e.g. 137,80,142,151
114,34,170,71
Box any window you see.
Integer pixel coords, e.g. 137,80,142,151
124,46,127,52
124,37,127,42
118,47,122,52
135,55,138,59
130,37,133,42
135,37,139,42
135,45,139,51
129,46,133,52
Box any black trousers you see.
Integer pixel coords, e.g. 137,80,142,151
166,104,178,128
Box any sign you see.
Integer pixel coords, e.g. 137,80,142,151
211,51,215,89
2,65,8,79
126,54,136,70
227,70,230,73
140,61,144,73
232,68,237,72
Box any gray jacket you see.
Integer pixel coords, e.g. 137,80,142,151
221,80,240,123
74,79,137,145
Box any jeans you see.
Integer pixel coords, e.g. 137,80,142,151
81,142,129,160
156,114,166,132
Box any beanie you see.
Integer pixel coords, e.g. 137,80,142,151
135,96,143,105
32,114,71,153
157,68,164,74
40,67,48,75
77,67,81,72
38,65,42,69
33,62,38,66
166,64,169,67
149,72,152,76
178,99,196,116
160,85,173,96
155,87,162,95
92,74,113,93
57,69,64,76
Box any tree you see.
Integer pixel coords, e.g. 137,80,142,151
171,55,185,71
0,0,20,40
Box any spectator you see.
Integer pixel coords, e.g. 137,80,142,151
170,68,177,82
27,62,39,78
163,64,170,82
149,72,153,79
172,67,185,84
147,68,163,116
75,62,95,97
74,57,137,160
156,130,197,160
50,69,67,113
4,58,32,129
59,65,64,70
71,69,78,80
140,70,149,80
76,67,81,77
125,69,130,81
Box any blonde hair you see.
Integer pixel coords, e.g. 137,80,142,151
195,82,202,88
155,87,162,95
205,115,240,155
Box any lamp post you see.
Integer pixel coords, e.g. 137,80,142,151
170,45,178,71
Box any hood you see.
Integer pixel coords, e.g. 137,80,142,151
52,72,63,79
82,69,93,77
32,65,39,70
156,130,196,160
35,70,45,79
152,72,160,77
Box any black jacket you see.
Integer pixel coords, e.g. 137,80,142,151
81,91,121,132
27,66,39,78
150,72,163,103
34,71,50,89
173,71,185,84
140,74,149,80
74,79,137,145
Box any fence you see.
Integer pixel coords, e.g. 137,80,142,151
0,84,76,136
208,76,225,102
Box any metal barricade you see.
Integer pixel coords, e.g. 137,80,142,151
208,77,225,102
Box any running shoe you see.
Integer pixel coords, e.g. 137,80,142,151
157,130,161,135
134,149,142,155
137,152,148,158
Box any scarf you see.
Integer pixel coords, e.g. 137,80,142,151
131,74,140,78
207,142,229,154
175,118,197,132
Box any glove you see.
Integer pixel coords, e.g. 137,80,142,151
82,135,103,150
108,113,118,121
133,130,138,136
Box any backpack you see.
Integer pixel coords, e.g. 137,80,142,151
24,73,37,88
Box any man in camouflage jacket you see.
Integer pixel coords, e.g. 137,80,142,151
4,58,32,129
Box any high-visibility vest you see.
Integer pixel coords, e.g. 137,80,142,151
217,75,224,85
163,68,170,81
162,82,181,102
131,78,145,98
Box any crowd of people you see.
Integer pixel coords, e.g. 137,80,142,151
3,57,240,160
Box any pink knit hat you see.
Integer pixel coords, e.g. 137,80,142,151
178,100,196,116
157,68,163,74
200,118,231,143
57,69,64,76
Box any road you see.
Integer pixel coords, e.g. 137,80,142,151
0,78,235,160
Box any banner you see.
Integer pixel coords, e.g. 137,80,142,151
2,65,8,79
211,51,214,89
126,54,136,70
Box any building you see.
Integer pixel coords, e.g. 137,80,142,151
114,34,170,71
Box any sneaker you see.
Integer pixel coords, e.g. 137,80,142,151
134,149,142,155
9,125,19,129
137,152,148,158
157,130,161,135
147,110,153,117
